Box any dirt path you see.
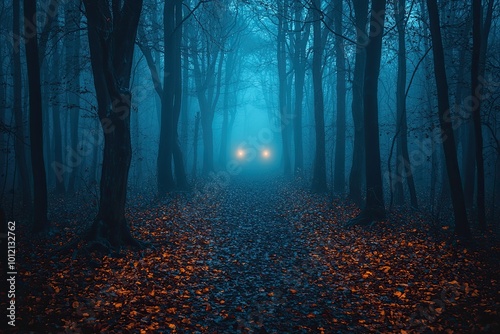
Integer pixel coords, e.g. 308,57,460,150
200,176,344,332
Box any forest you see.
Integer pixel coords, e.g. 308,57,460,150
0,0,499,332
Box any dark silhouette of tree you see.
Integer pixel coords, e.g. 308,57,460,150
157,0,188,194
393,0,418,208
277,0,292,177
13,0,32,209
348,0,368,206
311,0,327,193
333,0,346,193
348,0,387,225
471,0,486,230
426,0,470,237
24,0,49,232
65,1,82,194
83,0,144,247
292,3,311,176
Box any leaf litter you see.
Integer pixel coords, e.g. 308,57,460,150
14,176,500,333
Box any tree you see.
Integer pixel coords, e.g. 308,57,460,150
83,0,144,248
348,0,387,225
393,0,418,208
426,0,469,237
348,0,368,205
65,1,82,194
311,0,327,192
25,0,49,232
471,0,486,230
333,0,346,193
277,0,292,176
292,3,311,175
190,2,228,175
157,0,188,194
13,0,32,209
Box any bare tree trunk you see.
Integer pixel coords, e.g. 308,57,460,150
192,112,200,178
52,49,65,194
13,0,32,209
394,0,418,208
24,0,49,232
311,0,327,192
361,0,387,221
471,0,485,230
333,0,346,193
66,2,81,194
427,0,470,237
349,0,368,206
277,0,292,176
83,0,144,248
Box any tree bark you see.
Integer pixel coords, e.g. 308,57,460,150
83,0,144,248
426,0,470,237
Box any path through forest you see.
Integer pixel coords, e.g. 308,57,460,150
16,175,499,333
202,176,342,332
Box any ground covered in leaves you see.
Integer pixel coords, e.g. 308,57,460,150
12,176,500,333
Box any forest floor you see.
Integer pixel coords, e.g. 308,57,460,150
10,175,500,333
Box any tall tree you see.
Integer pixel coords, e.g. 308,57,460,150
13,0,32,209
83,0,144,247
52,44,65,194
66,1,82,194
426,0,469,237
349,0,387,225
394,0,418,208
348,0,368,205
471,0,485,230
333,0,346,193
24,0,49,232
311,0,327,192
277,0,292,176
292,3,310,175
157,0,187,195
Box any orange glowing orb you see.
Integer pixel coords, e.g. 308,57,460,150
262,149,270,158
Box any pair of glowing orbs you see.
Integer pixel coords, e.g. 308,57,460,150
236,149,271,159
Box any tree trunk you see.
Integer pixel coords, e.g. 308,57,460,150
362,0,387,220
394,0,418,208
471,0,485,230
427,0,470,237
24,0,49,232
192,112,200,178
66,1,81,194
311,0,327,193
277,0,292,176
52,50,65,194
333,0,346,193
83,0,144,248
349,0,368,206
13,0,32,209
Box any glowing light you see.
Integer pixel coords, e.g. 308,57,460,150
262,149,270,158
237,149,245,158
